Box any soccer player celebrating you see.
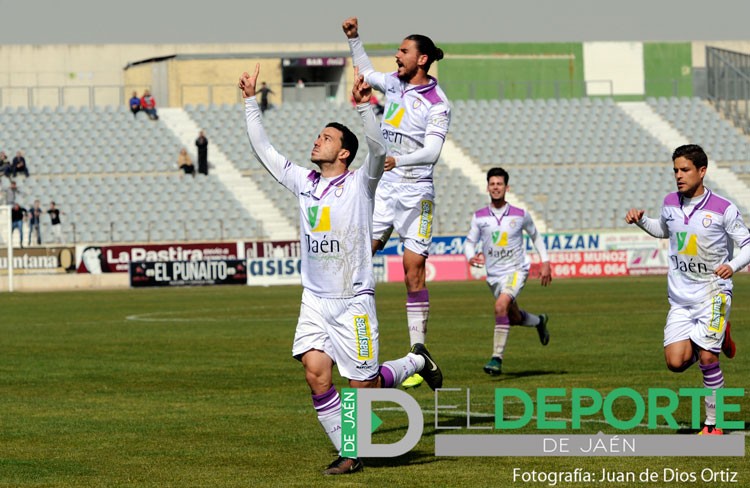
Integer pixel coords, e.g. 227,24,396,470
240,65,442,475
342,17,451,389
465,167,551,375
625,144,749,435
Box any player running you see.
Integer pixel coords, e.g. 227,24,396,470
343,16,451,388
465,167,551,375
625,144,749,435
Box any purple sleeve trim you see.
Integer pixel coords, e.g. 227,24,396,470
663,192,680,207
422,86,444,105
475,207,493,218
702,193,732,215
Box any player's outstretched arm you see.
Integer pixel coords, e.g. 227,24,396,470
344,17,381,88
353,68,386,191
241,63,288,183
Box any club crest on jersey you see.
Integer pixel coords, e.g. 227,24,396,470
492,231,508,246
334,185,344,197
702,214,712,228
307,205,331,232
676,231,698,255
384,102,405,128
412,98,422,109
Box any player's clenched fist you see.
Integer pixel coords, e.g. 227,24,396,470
342,17,358,38
624,208,645,224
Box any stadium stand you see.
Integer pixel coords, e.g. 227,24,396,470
2,95,749,243
0,105,262,243
647,97,750,163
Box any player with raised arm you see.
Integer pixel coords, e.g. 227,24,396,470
625,144,749,435
342,17,451,389
240,64,442,475
465,167,552,375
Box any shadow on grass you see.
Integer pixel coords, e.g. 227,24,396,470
486,369,568,380
361,450,448,468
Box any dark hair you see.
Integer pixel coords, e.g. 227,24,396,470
672,144,708,169
487,167,509,185
325,122,358,166
404,34,444,72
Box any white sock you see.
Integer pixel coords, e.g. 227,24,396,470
494,318,510,358
406,290,429,346
382,354,423,385
520,310,540,327
312,386,342,452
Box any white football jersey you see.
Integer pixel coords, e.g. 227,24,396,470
660,190,750,305
466,204,546,278
245,98,384,298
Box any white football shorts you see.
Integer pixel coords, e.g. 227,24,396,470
487,269,529,300
292,289,380,381
372,181,434,257
664,292,731,354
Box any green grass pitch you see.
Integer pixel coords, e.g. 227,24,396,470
1,275,747,487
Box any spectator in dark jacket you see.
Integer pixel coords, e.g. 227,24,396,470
12,151,29,178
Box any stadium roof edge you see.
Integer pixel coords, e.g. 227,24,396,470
123,50,397,70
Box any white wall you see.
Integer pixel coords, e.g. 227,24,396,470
583,42,644,96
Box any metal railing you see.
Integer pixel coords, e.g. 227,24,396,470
0,77,695,111
706,46,750,135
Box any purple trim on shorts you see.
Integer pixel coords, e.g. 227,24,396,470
312,385,340,413
701,192,732,215
507,205,525,217
354,289,375,297
407,289,429,303
664,192,681,207
379,364,395,388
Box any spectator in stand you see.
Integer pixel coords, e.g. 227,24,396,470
140,89,159,120
178,148,195,176
257,82,274,113
196,130,209,175
4,180,21,205
0,151,11,180
12,151,29,178
27,199,43,246
11,202,26,248
129,91,142,118
47,201,64,243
